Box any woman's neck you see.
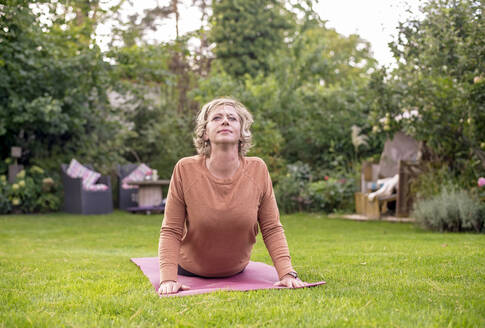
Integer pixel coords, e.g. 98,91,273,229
206,146,240,179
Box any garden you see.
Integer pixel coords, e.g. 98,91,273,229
0,0,484,326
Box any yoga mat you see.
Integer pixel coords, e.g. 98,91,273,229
131,257,326,297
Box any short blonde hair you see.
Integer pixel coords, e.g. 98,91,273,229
194,97,253,157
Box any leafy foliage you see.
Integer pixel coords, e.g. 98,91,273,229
0,1,127,172
0,165,61,214
4,0,482,216
369,0,485,180
274,162,356,214
307,176,356,213
210,0,293,78
412,187,485,233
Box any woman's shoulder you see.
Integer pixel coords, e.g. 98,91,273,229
243,156,269,172
175,155,204,170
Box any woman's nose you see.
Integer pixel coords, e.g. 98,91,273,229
221,116,230,125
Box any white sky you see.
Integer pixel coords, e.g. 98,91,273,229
315,0,424,67
96,0,425,68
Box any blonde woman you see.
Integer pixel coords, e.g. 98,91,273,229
158,97,304,295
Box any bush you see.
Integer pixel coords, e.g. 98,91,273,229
410,163,461,201
274,162,356,214
275,162,312,213
0,175,11,214
0,165,61,214
307,176,356,213
412,187,485,233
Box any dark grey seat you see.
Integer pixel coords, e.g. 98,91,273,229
116,163,140,210
61,164,113,215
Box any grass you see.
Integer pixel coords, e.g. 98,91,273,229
1,211,484,327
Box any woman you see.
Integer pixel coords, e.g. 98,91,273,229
158,97,305,295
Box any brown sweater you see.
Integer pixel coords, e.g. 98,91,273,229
158,155,294,282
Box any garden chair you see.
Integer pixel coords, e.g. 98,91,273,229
356,160,422,218
61,163,113,215
355,132,422,218
116,163,141,210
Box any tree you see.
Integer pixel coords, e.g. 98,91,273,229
209,0,292,78
0,1,127,171
370,0,485,180
195,13,380,173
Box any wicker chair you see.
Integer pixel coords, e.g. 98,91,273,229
61,164,113,215
116,163,140,210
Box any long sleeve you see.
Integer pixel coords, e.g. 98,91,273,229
258,165,294,280
158,161,186,282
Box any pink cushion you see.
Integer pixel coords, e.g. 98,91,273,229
66,159,101,191
121,164,151,190
85,184,109,191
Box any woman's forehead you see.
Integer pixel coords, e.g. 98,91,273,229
209,104,238,115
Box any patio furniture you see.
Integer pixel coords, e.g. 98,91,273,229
61,163,113,215
356,160,422,218
116,163,140,210
356,132,423,219
126,180,170,214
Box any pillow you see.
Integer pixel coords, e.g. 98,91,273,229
121,164,151,190
85,184,109,191
66,158,101,190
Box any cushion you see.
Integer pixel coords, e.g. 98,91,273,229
66,159,101,191
121,164,151,190
85,184,109,191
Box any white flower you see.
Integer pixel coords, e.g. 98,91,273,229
351,125,369,151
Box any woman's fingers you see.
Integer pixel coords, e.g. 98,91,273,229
273,277,307,289
158,281,190,295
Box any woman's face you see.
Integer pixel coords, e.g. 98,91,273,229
204,105,241,147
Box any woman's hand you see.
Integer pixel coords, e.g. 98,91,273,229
158,280,191,295
273,274,306,289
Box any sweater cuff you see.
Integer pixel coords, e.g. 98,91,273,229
275,261,294,280
160,263,178,282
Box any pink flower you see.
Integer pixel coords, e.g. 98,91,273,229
146,170,153,176
324,176,329,181
339,179,346,184
478,177,485,187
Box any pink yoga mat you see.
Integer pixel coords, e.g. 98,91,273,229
131,257,326,297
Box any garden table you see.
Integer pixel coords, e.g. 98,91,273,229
127,180,170,207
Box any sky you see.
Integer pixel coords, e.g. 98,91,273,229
96,0,425,68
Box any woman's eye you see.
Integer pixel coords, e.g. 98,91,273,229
228,116,237,121
212,116,221,121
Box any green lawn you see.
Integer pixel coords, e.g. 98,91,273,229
1,211,484,327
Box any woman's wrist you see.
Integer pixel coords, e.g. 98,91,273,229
281,271,298,280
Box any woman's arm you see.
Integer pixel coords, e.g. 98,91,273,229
257,165,306,288
257,162,295,280
158,161,188,292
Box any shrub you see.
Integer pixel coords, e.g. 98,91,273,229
0,175,11,214
274,162,357,214
307,176,356,213
410,163,459,201
412,187,485,233
275,162,312,213
0,165,61,214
